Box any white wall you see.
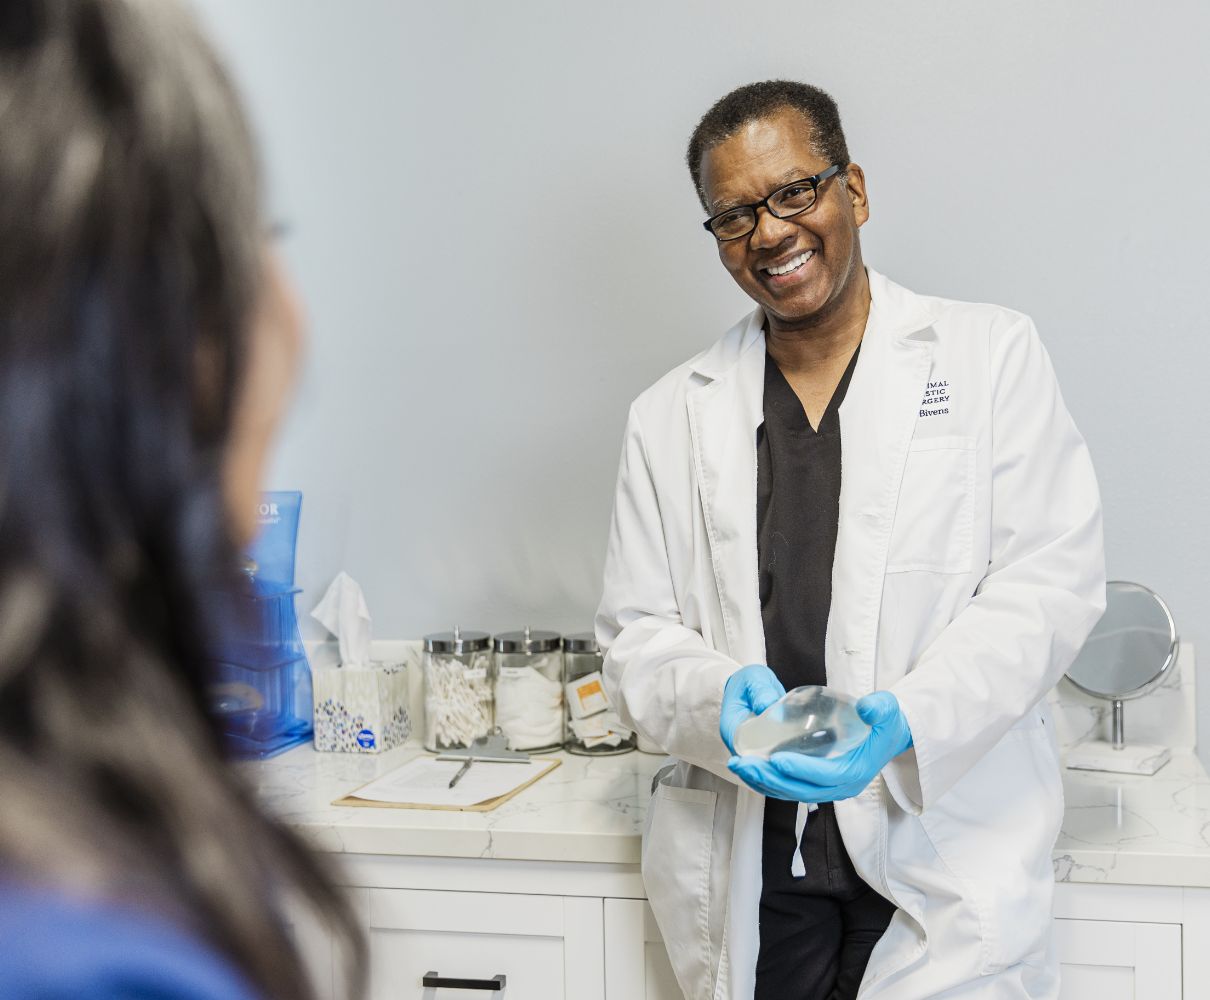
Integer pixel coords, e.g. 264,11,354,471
192,2,1210,752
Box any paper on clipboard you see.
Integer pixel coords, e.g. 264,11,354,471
344,756,556,808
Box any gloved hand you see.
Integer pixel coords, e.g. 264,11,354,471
727,690,913,803
719,664,786,754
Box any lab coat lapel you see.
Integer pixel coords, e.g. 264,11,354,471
687,314,767,667
830,271,937,698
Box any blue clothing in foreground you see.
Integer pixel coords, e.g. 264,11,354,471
0,881,261,1000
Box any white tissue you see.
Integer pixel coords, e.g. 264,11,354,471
496,662,563,750
311,571,372,667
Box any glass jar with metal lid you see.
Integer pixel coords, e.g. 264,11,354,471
493,627,563,752
563,632,636,756
422,627,494,752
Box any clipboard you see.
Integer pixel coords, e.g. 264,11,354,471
332,755,561,813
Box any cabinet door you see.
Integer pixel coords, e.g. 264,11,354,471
283,900,335,1000
1055,918,1181,1000
365,888,603,1000
603,907,1183,1000
603,899,682,1000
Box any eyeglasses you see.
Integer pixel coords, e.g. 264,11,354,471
702,164,844,241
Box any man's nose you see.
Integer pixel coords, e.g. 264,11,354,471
749,206,798,251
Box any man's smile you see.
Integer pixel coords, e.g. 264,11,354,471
759,248,817,285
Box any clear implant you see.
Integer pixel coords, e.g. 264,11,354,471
733,685,871,759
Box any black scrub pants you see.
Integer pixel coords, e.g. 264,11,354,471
753,346,892,998
754,801,896,1000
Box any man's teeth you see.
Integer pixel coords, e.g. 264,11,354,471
765,250,814,276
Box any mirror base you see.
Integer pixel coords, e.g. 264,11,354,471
1064,740,1171,776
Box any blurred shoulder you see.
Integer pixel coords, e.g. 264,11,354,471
0,880,261,1000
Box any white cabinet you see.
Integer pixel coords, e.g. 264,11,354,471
610,886,1203,1000
355,899,1185,1000
603,899,679,1000
317,859,1209,1000
283,900,337,1000
1051,882,1210,1000
609,903,1186,1000
1055,918,1181,1000
361,888,603,1000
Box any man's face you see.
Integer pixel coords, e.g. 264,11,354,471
699,108,869,328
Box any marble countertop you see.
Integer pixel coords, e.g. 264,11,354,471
242,742,1210,887
242,742,666,865
1055,751,1210,886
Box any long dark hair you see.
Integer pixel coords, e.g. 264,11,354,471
0,1,362,997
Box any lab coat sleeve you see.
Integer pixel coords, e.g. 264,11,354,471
595,404,744,782
882,317,1106,814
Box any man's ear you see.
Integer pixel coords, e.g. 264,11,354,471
844,163,870,228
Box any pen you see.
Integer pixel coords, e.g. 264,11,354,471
448,758,473,789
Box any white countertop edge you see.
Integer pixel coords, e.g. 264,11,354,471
251,743,1210,886
291,822,642,865
1053,848,1210,888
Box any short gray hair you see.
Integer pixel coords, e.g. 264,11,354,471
686,80,851,211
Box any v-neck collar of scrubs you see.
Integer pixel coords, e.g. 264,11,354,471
763,341,862,436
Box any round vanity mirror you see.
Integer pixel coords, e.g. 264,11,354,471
1064,581,1178,774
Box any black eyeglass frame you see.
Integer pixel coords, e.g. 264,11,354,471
702,164,845,241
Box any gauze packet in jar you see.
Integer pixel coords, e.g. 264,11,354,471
563,632,635,755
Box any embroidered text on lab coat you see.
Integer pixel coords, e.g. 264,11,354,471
920,380,950,418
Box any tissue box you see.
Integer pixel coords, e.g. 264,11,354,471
312,662,411,753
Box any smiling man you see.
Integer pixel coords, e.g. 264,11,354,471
597,81,1106,999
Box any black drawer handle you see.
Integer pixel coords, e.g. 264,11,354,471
422,971,506,991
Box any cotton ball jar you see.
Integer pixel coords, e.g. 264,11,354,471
422,628,494,752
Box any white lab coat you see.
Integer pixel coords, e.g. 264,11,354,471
595,269,1106,999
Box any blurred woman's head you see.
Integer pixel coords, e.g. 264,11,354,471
0,2,355,998
0,0,303,545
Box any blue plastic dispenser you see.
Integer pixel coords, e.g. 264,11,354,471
207,491,313,758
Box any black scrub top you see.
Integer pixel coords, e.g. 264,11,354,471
756,343,868,899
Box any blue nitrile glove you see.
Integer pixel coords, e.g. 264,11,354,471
719,665,786,754
727,690,913,803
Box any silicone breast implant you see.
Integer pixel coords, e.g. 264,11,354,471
733,685,871,759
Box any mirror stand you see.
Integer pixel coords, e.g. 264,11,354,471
1063,581,1177,777
1065,698,1171,776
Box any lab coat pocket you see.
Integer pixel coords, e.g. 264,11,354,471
887,435,976,574
642,780,717,1000
918,728,1062,975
